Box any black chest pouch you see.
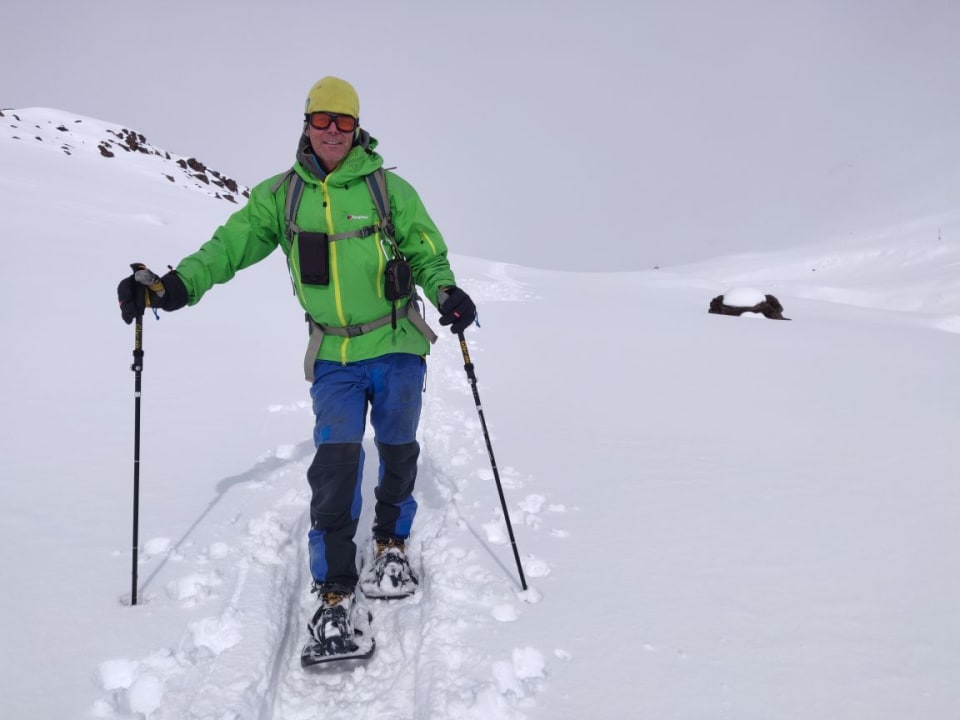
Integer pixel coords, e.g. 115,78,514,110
384,258,413,300
297,231,330,286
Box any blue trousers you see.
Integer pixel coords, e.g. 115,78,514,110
306,353,425,587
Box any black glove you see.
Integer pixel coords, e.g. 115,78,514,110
117,264,188,324
438,286,477,334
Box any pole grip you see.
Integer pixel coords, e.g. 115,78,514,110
457,332,478,382
131,318,143,372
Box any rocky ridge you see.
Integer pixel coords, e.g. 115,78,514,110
1,107,249,203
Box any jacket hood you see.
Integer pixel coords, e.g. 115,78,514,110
295,128,382,186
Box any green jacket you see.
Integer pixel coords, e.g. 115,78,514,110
175,134,456,364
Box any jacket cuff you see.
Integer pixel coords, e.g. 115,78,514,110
161,270,189,312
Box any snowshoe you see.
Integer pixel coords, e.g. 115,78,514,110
301,584,375,668
359,536,419,600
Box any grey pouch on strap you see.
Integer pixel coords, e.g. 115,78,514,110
406,296,438,344
303,320,325,382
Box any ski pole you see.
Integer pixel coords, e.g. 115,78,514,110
127,263,165,605
128,262,163,605
455,332,528,591
130,302,144,606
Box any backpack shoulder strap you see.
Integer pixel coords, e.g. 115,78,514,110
270,169,304,240
268,170,292,194
364,168,394,241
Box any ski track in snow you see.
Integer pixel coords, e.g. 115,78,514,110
92,270,554,720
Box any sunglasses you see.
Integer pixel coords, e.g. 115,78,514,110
307,112,358,133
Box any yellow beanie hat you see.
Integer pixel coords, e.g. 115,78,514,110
304,77,360,118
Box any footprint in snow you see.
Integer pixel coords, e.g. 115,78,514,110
140,537,176,560
482,519,508,544
449,448,470,467
189,609,243,654
165,571,222,605
491,646,546,698
207,542,230,560
522,554,551,578
96,654,169,718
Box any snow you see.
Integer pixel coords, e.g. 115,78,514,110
721,287,768,307
1,108,959,719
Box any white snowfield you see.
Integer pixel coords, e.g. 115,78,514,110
1,109,958,719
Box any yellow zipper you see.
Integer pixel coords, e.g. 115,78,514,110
321,180,349,364
420,230,438,254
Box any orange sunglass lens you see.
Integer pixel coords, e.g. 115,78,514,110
335,116,356,132
310,112,356,133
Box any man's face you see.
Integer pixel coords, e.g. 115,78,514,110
306,112,355,173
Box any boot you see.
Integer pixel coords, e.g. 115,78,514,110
360,535,418,599
306,583,356,652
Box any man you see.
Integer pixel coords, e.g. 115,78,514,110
117,76,476,656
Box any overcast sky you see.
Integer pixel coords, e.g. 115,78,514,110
3,0,959,270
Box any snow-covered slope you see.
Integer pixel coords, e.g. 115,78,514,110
1,109,958,720
674,213,960,329
1,107,248,203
